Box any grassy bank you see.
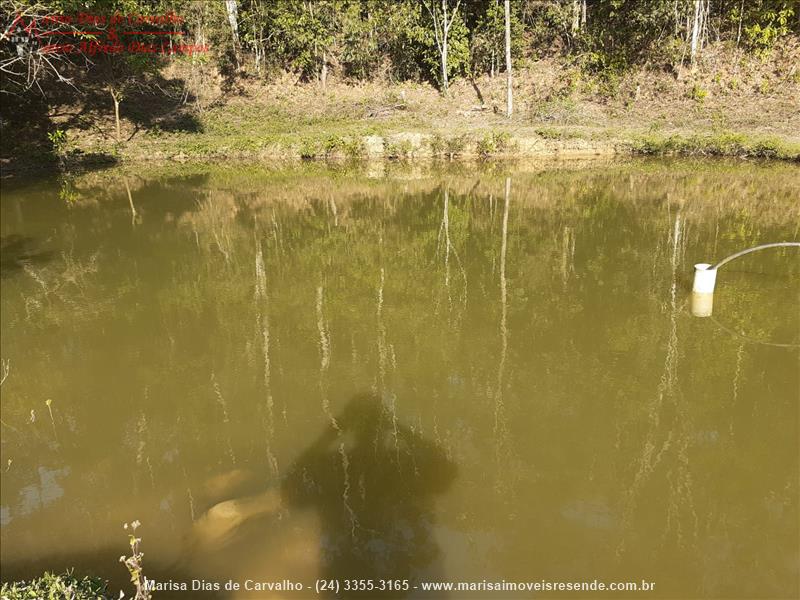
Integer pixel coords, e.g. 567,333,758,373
4,40,799,173
7,122,800,177
45,122,799,172
632,131,800,160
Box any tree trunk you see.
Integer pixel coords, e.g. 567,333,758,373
699,0,707,51
441,35,448,94
504,0,512,118
736,0,744,47
702,0,708,47
321,50,328,89
571,0,587,35
422,0,460,95
571,0,580,34
442,0,450,94
674,0,680,36
225,0,240,69
690,0,702,64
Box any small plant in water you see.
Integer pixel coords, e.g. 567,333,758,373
120,521,152,600
59,177,79,205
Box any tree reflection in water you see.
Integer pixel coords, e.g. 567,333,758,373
282,393,458,597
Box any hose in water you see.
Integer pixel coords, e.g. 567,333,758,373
712,242,800,270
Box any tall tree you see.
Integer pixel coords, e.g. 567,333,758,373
570,0,587,35
504,0,512,118
689,0,707,65
101,54,162,143
422,0,462,95
225,0,241,69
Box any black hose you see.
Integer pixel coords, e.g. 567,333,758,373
712,242,800,270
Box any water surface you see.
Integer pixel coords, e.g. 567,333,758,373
1,160,798,598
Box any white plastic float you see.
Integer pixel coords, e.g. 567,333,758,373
691,242,800,318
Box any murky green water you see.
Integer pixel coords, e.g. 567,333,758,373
1,160,798,599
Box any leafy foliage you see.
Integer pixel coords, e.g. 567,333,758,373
0,570,109,600
743,5,795,52
3,0,799,94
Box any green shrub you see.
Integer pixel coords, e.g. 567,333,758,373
476,131,513,157
48,129,68,159
531,96,577,123
342,137,366,159
596,71,622,98
475,135,495,157
688,84,708,103
429,134,468,158
535,127,565,140
1,570,109,600
444,134,468,158
317,135,364,159
322,135,345,156
385,139,414,160
632,131,799,161
429,133,446,157
744,8,794,53
706,132,747,154
298,138,320,159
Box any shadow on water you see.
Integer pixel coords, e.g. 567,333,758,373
0,235,55,278
183,393,458,598
281,393,458,597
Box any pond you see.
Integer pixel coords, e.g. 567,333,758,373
1,159,798,599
